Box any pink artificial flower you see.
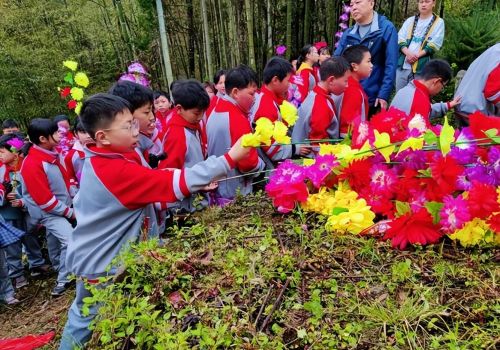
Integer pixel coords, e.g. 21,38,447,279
6,138,24,150
369,164,398,196
275,45,287,56
305,155,338,188
440,195,471,233
268,160,306,186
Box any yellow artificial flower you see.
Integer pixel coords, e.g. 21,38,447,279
280,100,298,126
302,159,315,166
63,60,78,71
448,218,498,247
241,133,261,147
255,118,274,145
273,121,291,144
319,144,357,164
70,87,84,101
397,137,424,155
352,140,375,160
325,198,375,234
439,116,455,156
373,130,395,162
75,102,82,115
74,72,90,88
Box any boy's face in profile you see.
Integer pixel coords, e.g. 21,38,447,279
98,109,139,153
154,95,171,113
353,51,373,79
427,77,447,97
178,106,204,124
215,75,226,95
327,71,350,95
270,73,292,99
231,83,257,115
76,130,93,145
133,102,156,136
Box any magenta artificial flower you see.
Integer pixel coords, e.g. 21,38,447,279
275,45,287,56
369,164,398,196
408,190,428,212
439,195,471,233
465,164,496,186
339,22,348,30
268,160,306,186
6,138,24,150
343,4,351,13
393,149,428,171
305,155,339,188
340,13,349,22
449,128,477,165
488,146,500,183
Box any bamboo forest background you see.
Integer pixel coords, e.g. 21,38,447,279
0,0,498,126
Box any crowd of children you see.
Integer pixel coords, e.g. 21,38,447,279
1,35,496,347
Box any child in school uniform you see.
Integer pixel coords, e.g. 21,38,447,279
20,119,75,297
158,80,217,213
153,90,173,137
60,93,249,349
109,81,165,168
295,45,320,103
390,59,461,127
206,65,265,200
64,120,92,185
338,45,373,138
0,133,49,289
249,57,310,163
292,57,351,152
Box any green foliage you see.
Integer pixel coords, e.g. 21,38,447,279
439,7,500,70
83,193,499,349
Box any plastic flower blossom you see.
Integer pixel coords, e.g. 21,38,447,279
63,60,78,71
279,100,298,126
70,87,84,101
373,130,395,162
6,138,25,151
74,72,90,88
325,198,376,234
272,121,290,144
266,160,308,213
369,164,398,195
439,195,470,233
397,137,424,155
275,45,287,56
448,218,498,247
407,114,427,134
305,155,339,188
438,116,455,156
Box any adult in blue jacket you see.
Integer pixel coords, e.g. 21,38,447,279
334,0,398,114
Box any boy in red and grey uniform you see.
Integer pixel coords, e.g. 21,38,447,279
20,119,76,297
207,65,265,200
60,93,250,349
292,57,351,152
249,57,311,163
109,81,166,168
455,43,500,118
158,80,215,213
338,45,372,138
64,120,92,185
390,59,461,127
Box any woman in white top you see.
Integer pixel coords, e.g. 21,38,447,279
395,0,445,92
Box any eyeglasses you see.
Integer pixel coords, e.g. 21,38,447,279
438,79,448,88
103,119,140,134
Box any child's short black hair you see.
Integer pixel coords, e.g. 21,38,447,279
419,59,452,83
172,80,210,110
213,69,226,85
73,119,87,134
153,90,170,101
108,81,154,112
342,45,370,67
262,57,294,85
28,118,59,145
225,65,258,93
79,93,131,139
319,57,351,81
53,114,70,124
2,119,19,129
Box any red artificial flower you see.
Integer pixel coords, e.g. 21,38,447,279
394,169,422,202
266,182,308,214
67,99,77,110
469,111,500,141
370,107,410,143
429,155,464,195
467,181,500,219
60,87,71,98
384,209,443,250
360,190,394,218
487,212,500,234
338,158,372,191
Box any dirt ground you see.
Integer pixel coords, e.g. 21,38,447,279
0,276,73,348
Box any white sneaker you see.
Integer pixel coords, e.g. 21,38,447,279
4,296,20,305
14,275,29,289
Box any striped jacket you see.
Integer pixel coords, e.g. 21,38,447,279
65,145,236,277
20,145,74,221
207,94,265,199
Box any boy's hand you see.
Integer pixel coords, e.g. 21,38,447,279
298,145,312,156
10,199,22,208
6,192,16,201
375,98,388,110
228,137,251,163
448,96,462,109
201,181,218,192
